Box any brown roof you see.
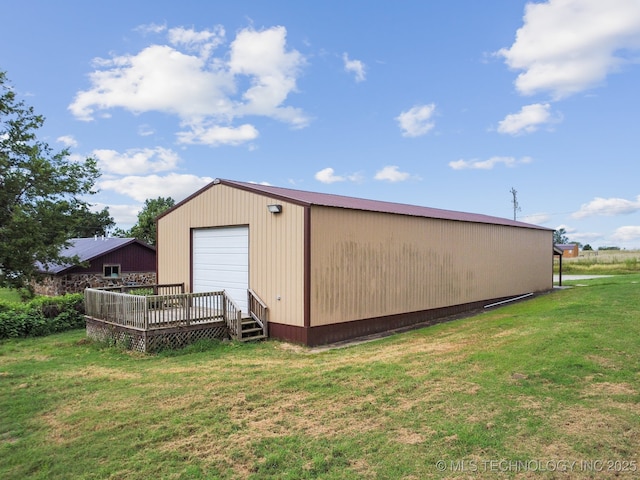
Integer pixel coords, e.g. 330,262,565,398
160,178,551,231
555,244,578,250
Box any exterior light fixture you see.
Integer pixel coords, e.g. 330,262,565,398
267,204,282,214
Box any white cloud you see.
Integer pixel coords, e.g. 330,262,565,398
69,44,236,121
92,202,140,228
497,0,640,98
138,124,154,136
396,104,436,137
134,23,167,35
314,168,363,184
177,123,259,146
228,26,309,127
555,224,577,234
611,226,640,243
99,173,213,202
68,153,85,163
449,156,533,170
92,147,181,175
57,135,78,147
315,167,345,184
572,195,640,218
497,103,560,135
167,25,225,58
343,53,366,82
374,165,411,182
69,25,308,143
554,225,604,245
575,232,603,241
520,212,551,225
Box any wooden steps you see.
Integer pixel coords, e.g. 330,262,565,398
239,317,267,342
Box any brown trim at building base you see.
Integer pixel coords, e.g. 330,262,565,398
269,296,520,347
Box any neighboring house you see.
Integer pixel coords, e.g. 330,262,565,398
34,237,156,296
555,243,579,258
156,179,554,346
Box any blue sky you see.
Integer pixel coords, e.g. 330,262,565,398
2,0,640,248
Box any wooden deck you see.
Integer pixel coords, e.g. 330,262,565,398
84,286,245,352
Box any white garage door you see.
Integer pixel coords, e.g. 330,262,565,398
192,226,249,312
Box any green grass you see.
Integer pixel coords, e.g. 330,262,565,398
555,250,640,275
0,288,22,303
1,275,640,479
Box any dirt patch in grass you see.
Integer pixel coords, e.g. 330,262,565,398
42,405,81,445
277,342,306,353
585,355,619,370
228,389,386,440
157,386,388,473
349,458,375,477
71,366,143,381
325,336,472,370
552,404,627,449
393,426,432,444
582,381,636,397
514,395,547,412
492,329,515,338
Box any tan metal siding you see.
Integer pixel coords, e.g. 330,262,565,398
157,184,305,327
310,206,552,327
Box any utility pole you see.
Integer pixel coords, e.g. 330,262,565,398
510,187,521,221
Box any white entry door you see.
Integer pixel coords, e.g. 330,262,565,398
192,226,249,312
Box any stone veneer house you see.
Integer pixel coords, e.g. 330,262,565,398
34,237,156,296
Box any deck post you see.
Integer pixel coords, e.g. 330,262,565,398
185,294,191,326
144,298,149,330
223,297,227,326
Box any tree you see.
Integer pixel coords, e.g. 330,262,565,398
0,71,100,289
117,197,175,245
70,205,115,238
553,228,570,245
510,187,521,221
583,244,593,251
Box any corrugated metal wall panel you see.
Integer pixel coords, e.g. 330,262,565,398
157,184,306,327
310,207,552,327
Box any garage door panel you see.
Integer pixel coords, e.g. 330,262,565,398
193,227,249,312
195,260,245,270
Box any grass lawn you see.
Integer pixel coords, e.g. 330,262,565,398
555,249,640,275
1,275,639,479
0,288,22,303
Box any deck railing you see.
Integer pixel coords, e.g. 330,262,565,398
85,287,236,331
223,294,243,339
99,283,185,296
248,288,269,337
85,288,149,329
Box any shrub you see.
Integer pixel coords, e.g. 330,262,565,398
0,294,85,340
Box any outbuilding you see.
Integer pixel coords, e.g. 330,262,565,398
156,179,554,346
555,243,579,258
34,237,157,296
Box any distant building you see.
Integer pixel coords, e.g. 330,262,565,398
34,237,156,296
555,243,579,258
